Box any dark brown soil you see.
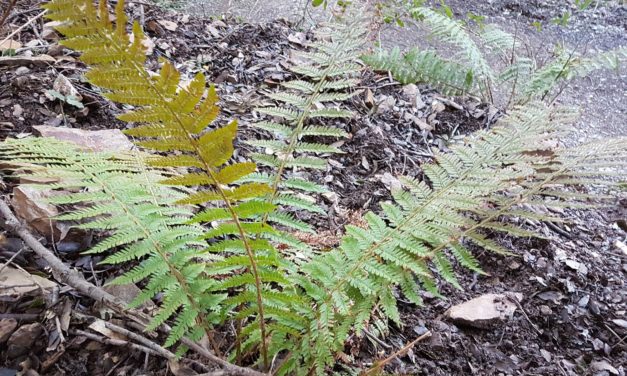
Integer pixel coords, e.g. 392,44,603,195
0,1,625,376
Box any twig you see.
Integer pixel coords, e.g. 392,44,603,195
544,221,572,239
362,330,432,375
363,328,392,350
0,199,136,319
0,10,47,49
0,198,265,376
0,245,25,274
71,329,163,357
104,321,176,360
504,292,542,335
0,0,18,31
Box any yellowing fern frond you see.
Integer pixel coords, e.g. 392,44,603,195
44,0,299,368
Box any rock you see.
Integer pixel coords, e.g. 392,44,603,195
0,319,18,343
0,266,56,299
611,319,627,329
378,172,402,192
447,293,522,329
539,305,552,315
47,44,65,57
6,323,43,359
590,360,619,375
11,186,59,238
592,338,605,351
0,39,22,52
411,116,433,131
12,104,23,118
156,19,178,31
537,291,563,304
52,73,82,101
42,21,63,41
103,283,154,308
321,191,338,204
431,100,446,113
11,186,91,251
377,95,396,113
32,126,134,153
14,66,30,75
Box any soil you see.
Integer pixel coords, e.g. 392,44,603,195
0,1,625,376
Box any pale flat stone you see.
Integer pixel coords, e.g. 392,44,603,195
32,126,133,153
447,293,523,329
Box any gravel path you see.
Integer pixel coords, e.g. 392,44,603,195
183,0,626,140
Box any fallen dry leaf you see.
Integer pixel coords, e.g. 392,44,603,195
0,266,56,299
157,19,178,31
0,39,22,52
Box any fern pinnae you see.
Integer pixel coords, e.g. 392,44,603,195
247,17,366,232
0,138,218,347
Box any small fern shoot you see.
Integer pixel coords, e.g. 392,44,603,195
247,17,366,233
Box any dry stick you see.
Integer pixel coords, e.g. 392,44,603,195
0,244,25,274
104,321,177,360
0,0,18,31
0,199,136,319
0,199,265,376
71,328,163,357
0,9,47,48
362,331,432,376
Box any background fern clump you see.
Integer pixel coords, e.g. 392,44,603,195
0,0,625,375
364,4,627,106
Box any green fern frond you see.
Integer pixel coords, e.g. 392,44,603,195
0,137,218,347
248,17,366,228
281,103,626,373
363,47,475,96
519,46,626,102
411,6,494,87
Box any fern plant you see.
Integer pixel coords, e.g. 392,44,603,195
364,4,627,107
275,103,627,374
42,0,301,369
0,137,218,347
3,1,623,375
246,17,365,234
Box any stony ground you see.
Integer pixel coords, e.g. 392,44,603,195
0,1,625,376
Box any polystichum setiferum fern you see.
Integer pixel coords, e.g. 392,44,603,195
246,17,365,235
5,0,624,375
